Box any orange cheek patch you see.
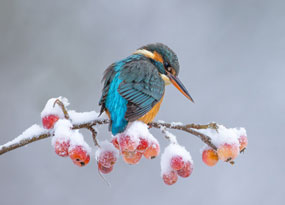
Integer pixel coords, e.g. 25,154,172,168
153,51,164,64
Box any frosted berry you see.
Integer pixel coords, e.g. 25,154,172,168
144,141,160,159
177,161,193,178
98,162,113,174
136,138,149,152
118,134,138,152
54,138,70,157
162,170,178,185
217,143,239,162
170,155,185,170
69,145,90,167
98,150,117,168
42,114,59,129
202,149,219,167
122,150,142,165
238,135,248,152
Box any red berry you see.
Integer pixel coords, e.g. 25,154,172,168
42,114,59,129
238,135,248,152
69,145,90,167
143,141,160,159
119,134,138,151
98,162,113,174
202,149,219,167
177,161,193,178
162,170,178,185
111,137,120,150
136,138,149,152
122,150,142,165
170,155,185,170
54,138,70,157
98,150,117,168
217,143,239,162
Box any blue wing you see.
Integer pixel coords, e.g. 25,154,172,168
118,59,165,121
99,54,164,134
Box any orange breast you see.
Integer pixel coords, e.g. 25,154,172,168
138,95,164,124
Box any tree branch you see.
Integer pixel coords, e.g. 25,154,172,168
0,119,217,156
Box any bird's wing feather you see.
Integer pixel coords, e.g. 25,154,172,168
118,60,165,121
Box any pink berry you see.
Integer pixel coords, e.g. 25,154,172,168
170,155,185,170
162,170,178,185
177,161,193,178
136,138,149,152
54,138,70,157
98,150,117,168
118,134,138,152
98,162,113,174
42,114,59,129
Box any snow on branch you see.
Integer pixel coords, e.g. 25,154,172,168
0,97,248,185
0,118,219,156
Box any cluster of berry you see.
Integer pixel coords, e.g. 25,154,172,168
161,143,193,185
110,125,160,166
202,135,248,166
42,98,91,167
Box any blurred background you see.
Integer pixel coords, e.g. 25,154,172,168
0,0,284,204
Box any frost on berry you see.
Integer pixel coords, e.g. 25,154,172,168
162,170,178,185
95,141,119,169
217,143,239,162
68,131,91,167
136,138,149,152
54,138,70,157
98,162,113,174
122,150,143,165
161,143,193,183
170,155,185,170
202,147,219,167
118,134,138,152
177,161,193,178
52,119,73,156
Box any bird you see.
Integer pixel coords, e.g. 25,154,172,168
99,43,194,135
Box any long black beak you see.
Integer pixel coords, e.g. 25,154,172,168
167,72,194,103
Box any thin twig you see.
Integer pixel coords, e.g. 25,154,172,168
86,126,100,147
53,99,70,119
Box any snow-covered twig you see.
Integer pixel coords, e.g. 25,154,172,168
0,119,218,155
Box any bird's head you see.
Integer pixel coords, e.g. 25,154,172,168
134,43,194,103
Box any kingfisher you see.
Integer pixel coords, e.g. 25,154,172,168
99,43,194,135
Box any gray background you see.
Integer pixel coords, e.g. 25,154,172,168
0,0,284,204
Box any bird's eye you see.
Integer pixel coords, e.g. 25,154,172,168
164,62,171,72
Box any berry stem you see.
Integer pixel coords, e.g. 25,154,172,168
53,99,70,120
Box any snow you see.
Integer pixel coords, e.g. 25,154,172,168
0,124,46,149
41,97,69,118
95,140,119,161
171,122,184,126
69,131,91,154
161,143,193,175
52,119,73,146
69,110,101,125
194,124,245,147
123,121,158,144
